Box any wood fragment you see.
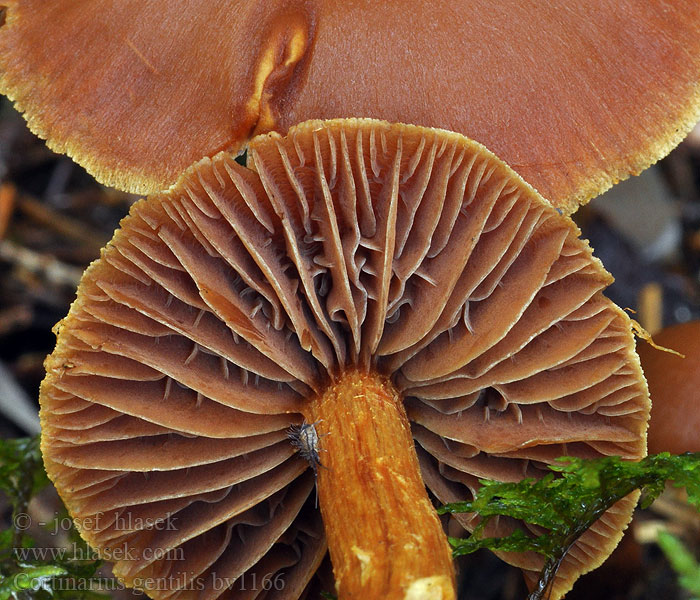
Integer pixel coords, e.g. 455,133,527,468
0,238,83,287
638,282,663,336
0,182,16,239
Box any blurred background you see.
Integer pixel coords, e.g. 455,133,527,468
0,96,699,599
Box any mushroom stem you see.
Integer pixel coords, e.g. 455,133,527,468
309,370,456,600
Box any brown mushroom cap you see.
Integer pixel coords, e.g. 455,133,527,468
2,1,700,211
40,119,649,599
637,320,700,455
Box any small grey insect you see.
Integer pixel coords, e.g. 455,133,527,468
287,420,326,474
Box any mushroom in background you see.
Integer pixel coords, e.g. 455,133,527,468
1,1,700,211
637,320,700,455
41,119,650,599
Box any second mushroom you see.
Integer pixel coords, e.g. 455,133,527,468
40,119,649,600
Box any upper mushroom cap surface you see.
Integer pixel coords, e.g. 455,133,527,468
638,320,700,455
2,1,700,212
40,119,649,599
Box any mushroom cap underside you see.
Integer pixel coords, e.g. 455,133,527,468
2,1,700,212
40,119,650,599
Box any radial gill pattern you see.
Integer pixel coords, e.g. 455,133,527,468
40,119,649,599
